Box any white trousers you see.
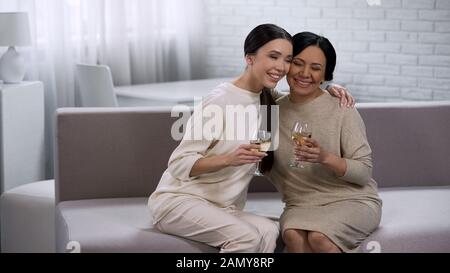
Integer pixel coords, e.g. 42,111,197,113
156,198,279,253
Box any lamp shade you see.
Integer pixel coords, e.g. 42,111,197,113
0,12,31,46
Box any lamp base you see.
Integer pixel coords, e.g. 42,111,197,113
0,46,26,84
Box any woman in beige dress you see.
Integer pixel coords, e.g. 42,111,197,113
269,32,382,253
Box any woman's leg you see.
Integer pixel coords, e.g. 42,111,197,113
155,199,262,253
282,229,313,253
232,210,279,253
307,231,341,253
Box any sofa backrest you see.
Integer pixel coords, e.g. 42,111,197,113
55,107,180,202
358,101,450,188
56,101,450,202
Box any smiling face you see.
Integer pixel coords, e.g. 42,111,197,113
287,45,326,101
246,38,293,90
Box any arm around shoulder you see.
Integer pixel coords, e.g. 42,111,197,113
339,108,374,186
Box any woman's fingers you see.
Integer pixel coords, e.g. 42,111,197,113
337,88,348,107
302,138,318,147
295,146,320,160
329,86,342,97
330,85,355,108
342,88,356,108
239,144,267,156
236,150,266,165
295,153,319,162
240,155,263,162
295,150,317,158
347,91,356,108
241,150,267,158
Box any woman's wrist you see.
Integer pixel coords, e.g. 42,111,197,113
320,151,333,165
219,154,231,168
321,152,346,177
320,152,337,170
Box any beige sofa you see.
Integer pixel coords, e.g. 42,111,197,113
54,101,450,253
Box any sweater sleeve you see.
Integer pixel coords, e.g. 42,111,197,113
167,96,224,182
339,108,373,186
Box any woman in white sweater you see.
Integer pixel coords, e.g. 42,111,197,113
148,24,353,253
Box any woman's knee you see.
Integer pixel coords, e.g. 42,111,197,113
261,221,280,240
283,229,306,246
308,231,339,253
226,225,262,252
256,221,279,252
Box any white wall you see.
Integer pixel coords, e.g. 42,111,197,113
204,0,450,102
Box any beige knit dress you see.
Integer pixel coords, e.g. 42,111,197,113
269,92,382,252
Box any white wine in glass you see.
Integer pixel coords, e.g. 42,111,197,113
250,130,271,176
290,121,312,168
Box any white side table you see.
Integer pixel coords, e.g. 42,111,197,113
0,81,45,192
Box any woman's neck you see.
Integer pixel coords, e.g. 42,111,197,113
289,88,325,104
233,72,264,94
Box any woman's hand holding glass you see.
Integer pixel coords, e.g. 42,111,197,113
250,130,271,176
294,138,328,164
225,144,267,167
295,138,348,177
290,121,312,168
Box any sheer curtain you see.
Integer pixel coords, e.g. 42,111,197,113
0,0,206,178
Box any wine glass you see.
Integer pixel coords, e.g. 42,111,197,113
289,121,312,168
250,130,271,176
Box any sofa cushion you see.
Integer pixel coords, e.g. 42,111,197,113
56,198,218,253
362,186,450,253
56,186,450,253
250,186,450,252
247,187,450,253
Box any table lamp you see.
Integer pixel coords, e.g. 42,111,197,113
0,12,32,83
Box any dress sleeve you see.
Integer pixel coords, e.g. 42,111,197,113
167,97,224,182
339,109,374,186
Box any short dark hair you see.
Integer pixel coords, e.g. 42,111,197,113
292,32,336,81
244,24,292,56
